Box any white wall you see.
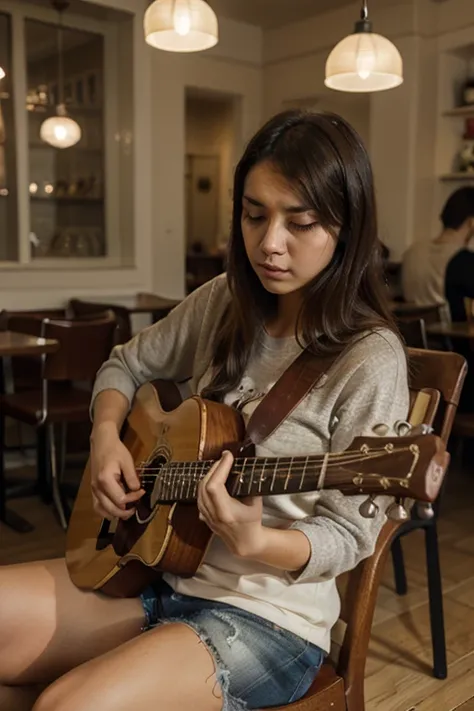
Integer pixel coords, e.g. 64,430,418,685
263,1,421,260
149,20,262,298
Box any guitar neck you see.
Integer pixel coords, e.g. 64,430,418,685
142,446,420,503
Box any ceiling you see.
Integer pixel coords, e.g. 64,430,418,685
20,0,401,31
209,0,396,28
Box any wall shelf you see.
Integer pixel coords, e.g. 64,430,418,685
30,196,104,204
443,105,474,117
439,172,474,181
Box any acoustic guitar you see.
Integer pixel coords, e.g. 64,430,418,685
66,382,448,598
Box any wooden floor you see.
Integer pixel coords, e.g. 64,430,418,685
1,460,474,711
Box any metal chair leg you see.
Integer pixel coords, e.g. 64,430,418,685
37,425,52,503
425,522,447,679
59,422,68,481
48,423,68,530
391,536,408,595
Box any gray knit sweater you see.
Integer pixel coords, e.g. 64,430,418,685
91,274,409,651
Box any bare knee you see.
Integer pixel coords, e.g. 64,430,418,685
0,565,31,683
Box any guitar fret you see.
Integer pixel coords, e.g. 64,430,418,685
284,457,293,491
270,460,278,492
258,458,265,493
247,458,256,495
299,458,308,491
171,467,177,501
180,465,186,500
186,465,192,500
236,463,244,496
193,462,200,499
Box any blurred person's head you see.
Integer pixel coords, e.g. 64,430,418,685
441,187,474,241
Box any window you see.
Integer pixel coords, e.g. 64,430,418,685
0,0,135,268
26,19,106,259
0,11,18,261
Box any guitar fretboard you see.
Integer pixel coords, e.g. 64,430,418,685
139,448,404,503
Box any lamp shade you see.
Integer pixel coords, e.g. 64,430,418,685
325,31,403,92
40,104,81,149
0,67,5,80
144,0,218,52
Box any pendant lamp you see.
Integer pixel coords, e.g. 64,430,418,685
144,0,218,53
325,0,403,93
40,0,81,148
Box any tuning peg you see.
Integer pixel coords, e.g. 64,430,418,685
359,496,379,518
409,423,434,436
372,423,389,437
416,502,435,520
386,499,409,522
394,420,412,437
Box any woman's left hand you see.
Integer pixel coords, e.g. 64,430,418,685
197,450,264,558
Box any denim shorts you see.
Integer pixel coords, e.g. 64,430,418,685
140,580,325,710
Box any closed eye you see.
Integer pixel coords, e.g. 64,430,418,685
292,222,319,232
244,213,265,223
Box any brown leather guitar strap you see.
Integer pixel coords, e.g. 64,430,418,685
244,345,347,447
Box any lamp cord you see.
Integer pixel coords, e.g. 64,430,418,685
57,8,64,106
360,0,368,21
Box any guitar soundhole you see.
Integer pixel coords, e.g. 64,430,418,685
96,519,113,551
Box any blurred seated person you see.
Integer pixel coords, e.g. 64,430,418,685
402,187,474,324
445,229,474,414
445,246,474,322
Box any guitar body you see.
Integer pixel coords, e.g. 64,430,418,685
66,383,246,598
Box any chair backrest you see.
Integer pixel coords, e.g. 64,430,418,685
397,318,428,349
68,299,132,345
135,292,181,321
8,312,117,382
335,348,467,711
0,308,68,390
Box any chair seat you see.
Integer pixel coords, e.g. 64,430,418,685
268,663,346,711
1,387,92,425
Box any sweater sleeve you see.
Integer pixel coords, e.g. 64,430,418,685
289,333,410,583
90,276,226,414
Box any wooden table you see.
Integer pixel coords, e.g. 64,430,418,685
426,321,474,339
130,293,181,316
0,331,59,533
0,330,60,357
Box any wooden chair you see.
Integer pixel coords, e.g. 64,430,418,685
0,312,117,530
397,318,428,349
269,348,467,711
391,302,444,325
68,299,132,345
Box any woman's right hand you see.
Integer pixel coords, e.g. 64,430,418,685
90,423,145,520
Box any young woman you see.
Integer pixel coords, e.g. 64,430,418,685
0,110,409,711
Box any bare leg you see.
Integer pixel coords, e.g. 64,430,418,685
0,557,145,709
32,623,223,711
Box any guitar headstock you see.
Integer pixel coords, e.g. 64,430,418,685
339,432,448,507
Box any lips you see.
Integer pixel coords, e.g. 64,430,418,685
259,264,288,273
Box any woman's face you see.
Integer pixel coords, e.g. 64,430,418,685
241,160,338,297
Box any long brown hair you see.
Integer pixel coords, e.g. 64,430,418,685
202,109,398,401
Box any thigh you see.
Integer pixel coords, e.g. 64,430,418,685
0,558,145,685
32,623,223,711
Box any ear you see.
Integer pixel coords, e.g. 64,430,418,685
463,216,474,244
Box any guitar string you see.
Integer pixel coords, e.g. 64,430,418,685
137,448,416,484
138,447,410,479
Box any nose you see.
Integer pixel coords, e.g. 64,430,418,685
260,220,286,256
